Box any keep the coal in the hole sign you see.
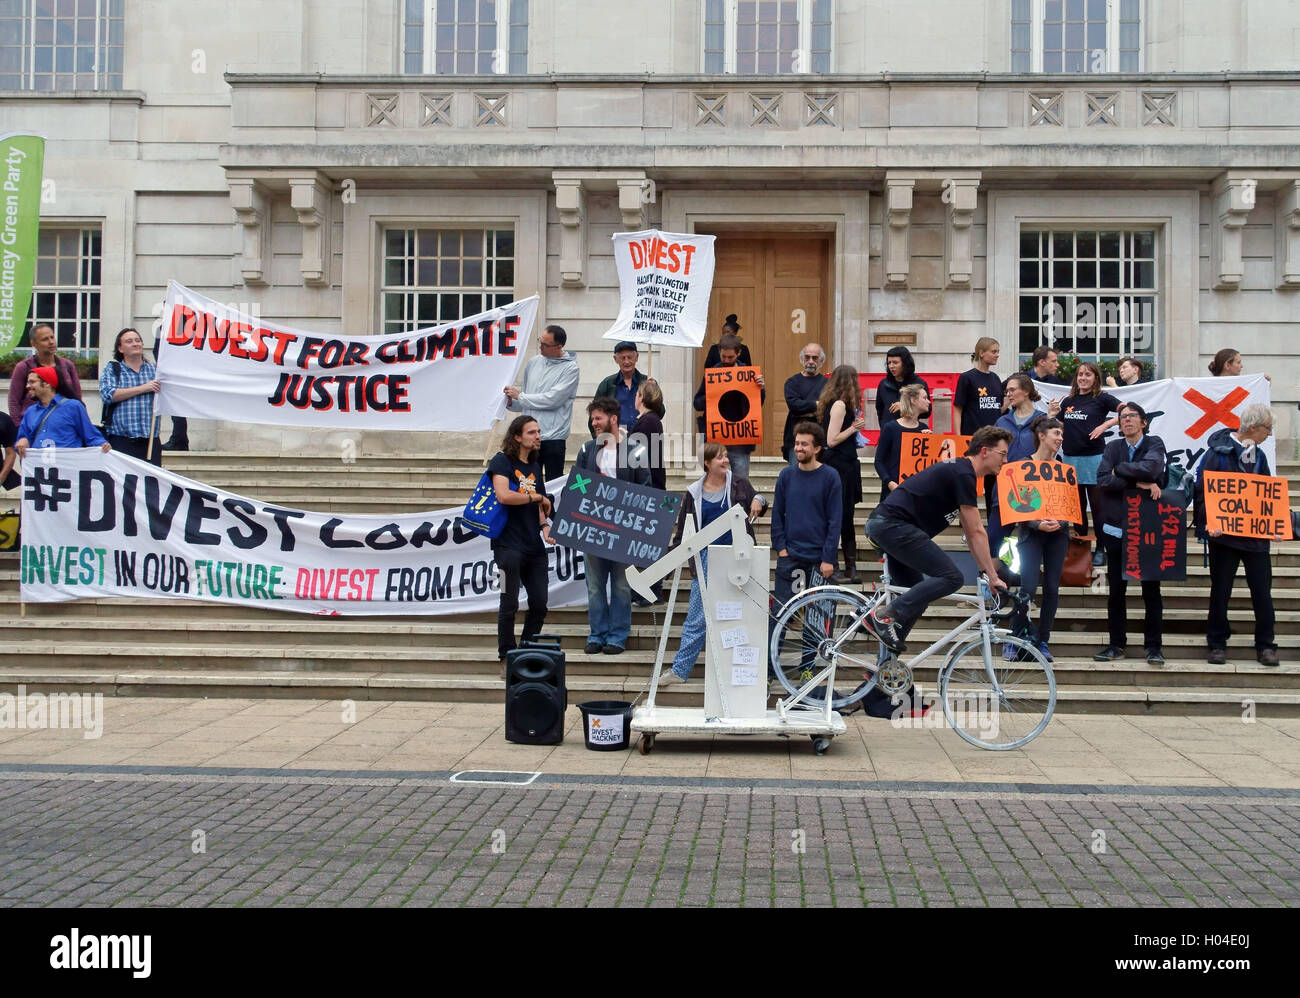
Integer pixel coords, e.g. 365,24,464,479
705,366,762,446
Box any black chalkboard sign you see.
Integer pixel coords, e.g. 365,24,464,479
1120,488,1187,582
551,470,682,567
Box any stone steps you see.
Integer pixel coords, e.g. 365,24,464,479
6,451,1300,714
1,665,1295,715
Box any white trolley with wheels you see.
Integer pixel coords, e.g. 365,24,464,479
625,505,847,756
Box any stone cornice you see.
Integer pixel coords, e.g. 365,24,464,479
223,72,1300,86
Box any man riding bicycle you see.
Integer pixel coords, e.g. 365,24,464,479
863,425,1013,654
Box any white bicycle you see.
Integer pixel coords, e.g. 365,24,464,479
768,563,1056,751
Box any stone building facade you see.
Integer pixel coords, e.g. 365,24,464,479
2,0,1298,454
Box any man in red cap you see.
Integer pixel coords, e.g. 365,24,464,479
14,366,109,458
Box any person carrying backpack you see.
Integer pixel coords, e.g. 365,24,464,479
1192,403,1280,666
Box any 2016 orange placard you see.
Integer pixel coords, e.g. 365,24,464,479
1203,470,1293,540
705,365,762,446
998,460,1084,526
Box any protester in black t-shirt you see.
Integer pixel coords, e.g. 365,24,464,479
954,337,1005,521
863,426,1013,653
953,337,1004,436
486,415,555,673
873,383,930,500
1046,361,1119,564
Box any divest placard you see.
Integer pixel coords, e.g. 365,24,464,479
19,449,587,615
155,281,537,431
603,229,716,348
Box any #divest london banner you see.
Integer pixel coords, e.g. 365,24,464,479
19,449,587,616
1029,374,1274,478
155,281,537,431
603,229,715,347
0,133,44,355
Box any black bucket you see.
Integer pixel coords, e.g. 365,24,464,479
577,700,633,751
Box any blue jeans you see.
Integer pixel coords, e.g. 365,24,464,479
671,550,709,678
726,449,750,479
585,554,631,649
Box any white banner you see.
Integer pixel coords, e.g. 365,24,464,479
1030,374,1274,476
603,229,715,348
154,281,537,431
18,449,586,616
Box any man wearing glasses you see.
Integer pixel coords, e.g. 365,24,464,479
781,342,826,465
1093,401,1169,665
504,324,579,483
863,426,1013,654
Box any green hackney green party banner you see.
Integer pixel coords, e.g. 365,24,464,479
0,133,44,355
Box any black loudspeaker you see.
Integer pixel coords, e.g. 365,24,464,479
505,636,566,745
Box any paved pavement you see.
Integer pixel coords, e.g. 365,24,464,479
2,697,1299,907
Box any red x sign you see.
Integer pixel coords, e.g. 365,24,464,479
1183,386,1248,438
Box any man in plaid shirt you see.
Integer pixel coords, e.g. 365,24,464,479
99,327,163,465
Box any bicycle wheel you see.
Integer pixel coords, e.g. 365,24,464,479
937,631,1056,750
769,586,882,709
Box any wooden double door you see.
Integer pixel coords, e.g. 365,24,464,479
699,234,834,457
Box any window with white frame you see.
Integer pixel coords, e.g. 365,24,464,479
0,0,123,91
1011,0,1140,73
24,226,103,357
380,228,515,336
704,0,832,74
1018,229,1157,372
402,0,527,75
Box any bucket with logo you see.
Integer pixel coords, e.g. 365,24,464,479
577,700,633,751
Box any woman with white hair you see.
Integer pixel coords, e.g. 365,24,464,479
1192,402,1281,666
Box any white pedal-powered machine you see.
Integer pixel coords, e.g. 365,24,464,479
625,504,847,755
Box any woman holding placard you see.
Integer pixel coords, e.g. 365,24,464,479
1046,361,1120,567
873,383,930,500
1192,403,1280,666
1011,416,1071,662
819,365,866,585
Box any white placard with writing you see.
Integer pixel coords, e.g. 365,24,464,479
715,601,743,621
719,625,749,649
731,646,759,666
731,666,759,687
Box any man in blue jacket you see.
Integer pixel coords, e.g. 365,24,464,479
1193,404,1280,666
568,397,651,656
15,366,110,457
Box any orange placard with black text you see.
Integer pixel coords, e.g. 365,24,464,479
1203,471,1293,540
997,460,1084,525
705,365,762,446
896,434,982,495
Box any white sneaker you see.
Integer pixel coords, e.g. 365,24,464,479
659,670,686,686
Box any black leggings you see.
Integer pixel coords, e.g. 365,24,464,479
1016,527,1069,643
1075,482,1102,536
